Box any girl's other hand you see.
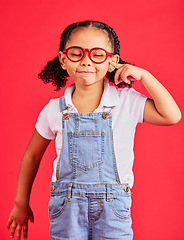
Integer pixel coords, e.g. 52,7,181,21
7,204,34,240
109,58,148,85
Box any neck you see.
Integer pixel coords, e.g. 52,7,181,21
72,80,104,113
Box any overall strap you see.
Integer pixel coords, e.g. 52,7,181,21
59,96,68,112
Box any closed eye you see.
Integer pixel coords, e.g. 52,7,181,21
94,55,103,57
72,54,82,56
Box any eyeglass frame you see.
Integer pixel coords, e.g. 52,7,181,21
62,46,113,64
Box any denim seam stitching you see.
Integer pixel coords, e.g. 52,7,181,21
109,114,121,183
89,197,102,223
110,198,130,220
49,198,68,220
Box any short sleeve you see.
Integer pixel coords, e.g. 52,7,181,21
127,88,147,125
35,101,56,140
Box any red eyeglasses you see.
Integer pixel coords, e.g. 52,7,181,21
63,46,113,64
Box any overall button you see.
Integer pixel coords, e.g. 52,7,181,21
63,113,69,119
50,186,57,192
124,186,129,192
103,112,109,119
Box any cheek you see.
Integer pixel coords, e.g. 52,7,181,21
97,63,109,74
66,69,76,79
65,62,77,74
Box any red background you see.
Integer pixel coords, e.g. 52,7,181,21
1,0,184,239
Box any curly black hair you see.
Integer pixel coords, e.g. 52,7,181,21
38,20,131,91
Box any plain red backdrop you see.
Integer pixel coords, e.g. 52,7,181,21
1,0,184,239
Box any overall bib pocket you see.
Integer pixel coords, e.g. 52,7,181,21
68,132,105,171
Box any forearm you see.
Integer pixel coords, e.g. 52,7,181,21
15,154,40,206
141,70,181,123
14,130,51,206
7,130,50,239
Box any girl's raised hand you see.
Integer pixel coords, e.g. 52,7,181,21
7,204,34,240
109,58,147,85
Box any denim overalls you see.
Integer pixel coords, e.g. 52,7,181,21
49,96,133,240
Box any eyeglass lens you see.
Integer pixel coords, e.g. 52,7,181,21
67,47,107,63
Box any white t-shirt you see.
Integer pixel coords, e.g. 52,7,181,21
35,80,147,188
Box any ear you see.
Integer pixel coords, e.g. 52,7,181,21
58,51,67,70
108,54,119,72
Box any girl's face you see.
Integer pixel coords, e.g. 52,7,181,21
59,27,119,88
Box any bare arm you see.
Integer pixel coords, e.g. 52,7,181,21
7,129,51,240
140,70,181,125
109,59,182,125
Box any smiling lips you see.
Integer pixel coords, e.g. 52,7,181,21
78,71,95,73
77,71,96,75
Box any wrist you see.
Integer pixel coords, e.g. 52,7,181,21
140,70,154,84
15,198,30,208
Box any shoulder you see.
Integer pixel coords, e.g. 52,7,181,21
117,87,147,104
105,80,142,98
102,81,147,107
117,86,141,96
45,98,60,110
116,87,147,123
40,98,60,117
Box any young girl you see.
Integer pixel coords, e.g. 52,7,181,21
7,20,181,240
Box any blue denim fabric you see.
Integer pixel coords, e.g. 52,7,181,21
48,96,133,240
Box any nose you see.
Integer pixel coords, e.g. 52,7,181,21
80,50,92,66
